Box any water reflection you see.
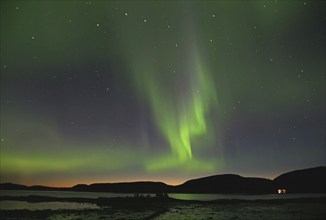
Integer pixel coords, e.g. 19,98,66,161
169,193,326,201
1,190,326,201
0,190,134,199
0,201,100,210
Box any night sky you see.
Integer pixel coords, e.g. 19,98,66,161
1,1,325,187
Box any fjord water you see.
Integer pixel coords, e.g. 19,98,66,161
0,190,135,199
0,201,100,210
1,190,326,210
169,193,326,201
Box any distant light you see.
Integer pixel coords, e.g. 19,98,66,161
278,189,286,194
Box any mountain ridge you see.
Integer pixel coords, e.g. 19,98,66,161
1,166,325,194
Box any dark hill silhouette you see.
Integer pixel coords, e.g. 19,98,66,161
0,183,68,191
175,174,275,194
0,183,28,190
72,181,172,193
1,166,325,194
274,166,326,193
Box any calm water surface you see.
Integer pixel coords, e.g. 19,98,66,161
0,200,99,210
1,190,325,210
169,193,326,201
0,190,134,198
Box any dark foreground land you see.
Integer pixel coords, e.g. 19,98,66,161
1,196,326,220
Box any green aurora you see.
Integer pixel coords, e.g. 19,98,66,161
0,1,325,186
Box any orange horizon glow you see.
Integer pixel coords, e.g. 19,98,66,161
3,178,188,188
2,173,277,188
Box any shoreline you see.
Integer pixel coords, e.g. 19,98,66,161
1,195,326,204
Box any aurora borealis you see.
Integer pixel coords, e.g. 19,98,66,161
0,1,325,186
